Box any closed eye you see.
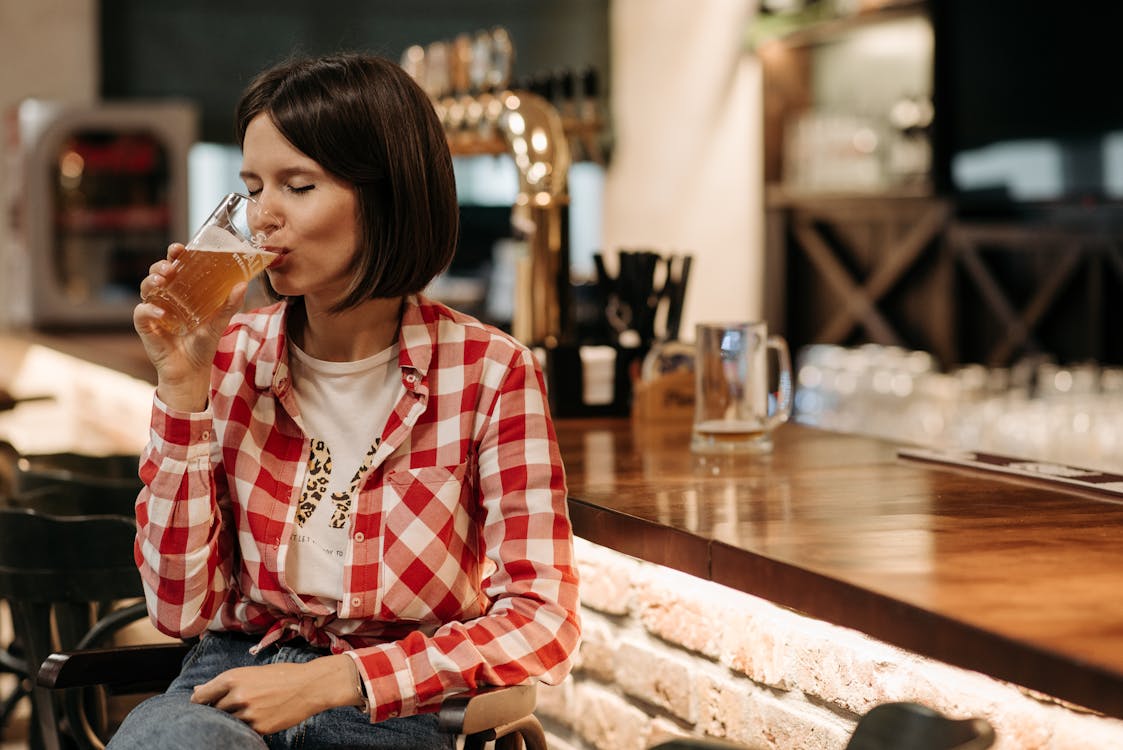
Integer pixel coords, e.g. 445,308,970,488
288,185,315,194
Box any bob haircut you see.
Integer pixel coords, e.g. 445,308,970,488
235,53,459,311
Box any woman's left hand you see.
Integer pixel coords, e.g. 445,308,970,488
190,654,363,734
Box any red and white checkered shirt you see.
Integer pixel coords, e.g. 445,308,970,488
134,295,581,723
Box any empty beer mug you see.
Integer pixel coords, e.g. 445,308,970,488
692,321,793,454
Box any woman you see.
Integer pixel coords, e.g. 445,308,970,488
111,53,580,749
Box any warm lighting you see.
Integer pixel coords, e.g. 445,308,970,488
59,150,84,179
505,109,525,136
401,45,425,81
1053,370,1073,393
530,127,549,153
447,100,465,124
526,163,548,186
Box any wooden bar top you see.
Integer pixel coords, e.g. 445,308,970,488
555,417,1123,721
5,331,1122,719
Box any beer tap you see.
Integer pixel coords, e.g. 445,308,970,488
403,28,574,348
494,89,572,346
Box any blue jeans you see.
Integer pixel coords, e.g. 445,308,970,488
106,632,454,750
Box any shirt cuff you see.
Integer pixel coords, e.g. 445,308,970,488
349,647,414,723
151,393,214,457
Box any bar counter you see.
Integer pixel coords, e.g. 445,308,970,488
555,417,1123,721
4,332,1123,724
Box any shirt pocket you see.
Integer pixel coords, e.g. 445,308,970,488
378,463,482,623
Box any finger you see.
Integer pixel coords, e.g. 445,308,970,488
147,244,186,276
149,244,181,273
190,680,224,707
141,258,182,301
133,302,169,336
139,270,167,300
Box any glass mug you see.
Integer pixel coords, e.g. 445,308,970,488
691,321,793,454
143,193,278,335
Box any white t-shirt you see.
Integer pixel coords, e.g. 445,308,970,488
285,341,404,601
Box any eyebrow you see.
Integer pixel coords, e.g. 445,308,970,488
238,166,321,181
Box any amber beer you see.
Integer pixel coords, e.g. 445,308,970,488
145,225,277,335
692,419,766,445
143,193,277,335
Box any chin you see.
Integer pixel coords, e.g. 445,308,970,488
264,274,296,299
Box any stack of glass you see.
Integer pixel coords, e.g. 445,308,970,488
794,343,1123,473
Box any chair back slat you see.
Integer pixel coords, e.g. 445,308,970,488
0,506,145,750
0,509,139,597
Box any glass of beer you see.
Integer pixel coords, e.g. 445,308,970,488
143,193,278,335
691,321,793,454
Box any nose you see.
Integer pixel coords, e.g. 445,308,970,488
246,198,281,244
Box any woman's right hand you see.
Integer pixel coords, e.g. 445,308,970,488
134,243,248,412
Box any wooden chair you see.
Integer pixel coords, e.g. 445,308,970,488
39,642,548,750
3,483,138,520
12,452,141,488
648,701,995,750
0,507,144,750
6,455,549,749
0,460,140,736
11,452,142,516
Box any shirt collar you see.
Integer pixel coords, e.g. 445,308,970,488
397,295,434,380
254,302,288,392
254,296,439,393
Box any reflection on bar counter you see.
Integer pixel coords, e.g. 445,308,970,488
794,343,1123,473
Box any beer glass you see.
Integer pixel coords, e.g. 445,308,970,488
143,193,278,334
692,321,793,454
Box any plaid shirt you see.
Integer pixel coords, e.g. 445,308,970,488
135,295,580,723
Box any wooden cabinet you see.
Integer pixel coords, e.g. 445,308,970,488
764,190,955,363
758,2,1123,368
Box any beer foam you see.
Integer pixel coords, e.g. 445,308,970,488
188,225,270,255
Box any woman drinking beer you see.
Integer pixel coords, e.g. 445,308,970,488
112,53,580,749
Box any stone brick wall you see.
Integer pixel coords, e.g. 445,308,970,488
537,538,1123,750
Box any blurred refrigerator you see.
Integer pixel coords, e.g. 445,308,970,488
3,99,196,328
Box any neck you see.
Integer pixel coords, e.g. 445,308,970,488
291,296,404,362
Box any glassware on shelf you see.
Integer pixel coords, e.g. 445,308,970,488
793,343,1123,473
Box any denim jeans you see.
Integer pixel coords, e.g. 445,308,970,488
106,631,454,750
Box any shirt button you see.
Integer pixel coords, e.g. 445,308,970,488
405,372,417,383
351,597,362,607
200,431,210,440
354,532,365,543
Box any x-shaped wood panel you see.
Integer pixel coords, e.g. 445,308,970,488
790,202,951,346
948,227,1123,367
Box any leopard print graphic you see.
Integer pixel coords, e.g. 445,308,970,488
295,440,331,527
328,441,379,528
295,438,380,529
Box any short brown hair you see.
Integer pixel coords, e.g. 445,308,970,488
235,53,459,310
